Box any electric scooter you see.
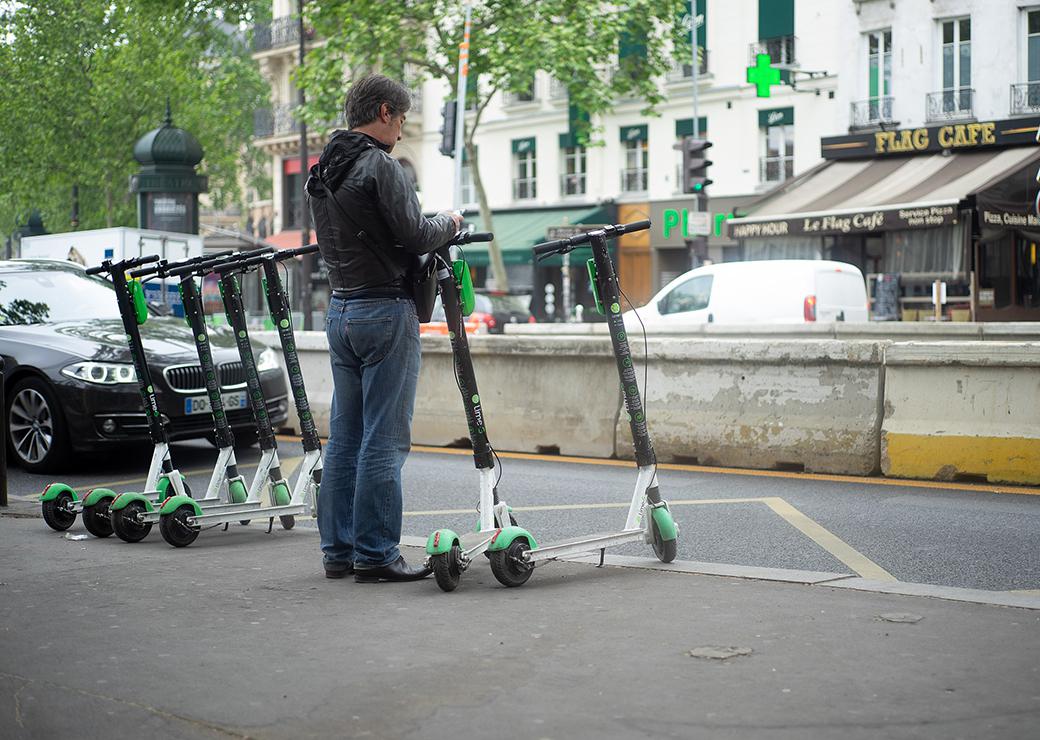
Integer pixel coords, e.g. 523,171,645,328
154,245,323,547
478,219,679,587
39,253,210,537
104,247,275,541
422,231,520,591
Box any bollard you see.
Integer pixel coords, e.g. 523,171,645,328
0,356,6,507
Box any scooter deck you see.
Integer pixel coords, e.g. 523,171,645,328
523,528,647,563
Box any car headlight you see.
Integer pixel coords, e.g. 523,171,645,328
61,361,138,385
256,347,281,374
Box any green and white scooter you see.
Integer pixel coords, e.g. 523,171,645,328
154,245,323,547
39,253,209,537
422,230,520,591
473,220,678,587
103,248,273,541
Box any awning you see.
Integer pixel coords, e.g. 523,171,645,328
460,205,611,267
727,147,1040,238
265,229,315,249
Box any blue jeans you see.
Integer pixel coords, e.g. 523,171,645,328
319,296,421,568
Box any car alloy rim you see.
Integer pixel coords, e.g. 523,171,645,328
9,388,53,464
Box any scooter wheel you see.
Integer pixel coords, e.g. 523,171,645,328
432,545,462,592
82,498,114,538
489,538,533,588
651,515,677,564
159,504,200,548
279,515,295,530
111,500,152,543
42,491,77,531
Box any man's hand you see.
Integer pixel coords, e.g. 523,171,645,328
439,210,464,230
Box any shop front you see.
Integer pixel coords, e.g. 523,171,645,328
726,116,1040,321
649,195,761,294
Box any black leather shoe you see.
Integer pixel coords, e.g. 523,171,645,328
324,562,354,579
354,555,432,583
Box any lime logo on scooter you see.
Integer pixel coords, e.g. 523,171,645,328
280,319,289,329
610,302,621,313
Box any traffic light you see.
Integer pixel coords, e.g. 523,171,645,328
675,136,713,194
439,100,458,158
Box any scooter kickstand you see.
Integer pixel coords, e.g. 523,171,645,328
267,518,274,534
597,548,606,567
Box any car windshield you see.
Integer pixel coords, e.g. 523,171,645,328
0,268,122,325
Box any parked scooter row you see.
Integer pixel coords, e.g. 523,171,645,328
40,244,323,547
40,218,677,583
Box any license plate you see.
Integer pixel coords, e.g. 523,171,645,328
184,391,248,415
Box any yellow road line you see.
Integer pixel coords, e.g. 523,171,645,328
762,497,897,581
408,445,1040,497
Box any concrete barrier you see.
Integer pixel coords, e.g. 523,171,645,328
256,329,1039,485
412,335,620,458
505,321,1040,341
614,339,886,475
881,342,1040,485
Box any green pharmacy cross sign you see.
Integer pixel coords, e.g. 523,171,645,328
747,53,781,98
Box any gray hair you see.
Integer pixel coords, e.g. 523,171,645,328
345,74,412,129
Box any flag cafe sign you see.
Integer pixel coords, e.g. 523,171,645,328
728,204,958,238
820,116,1040,160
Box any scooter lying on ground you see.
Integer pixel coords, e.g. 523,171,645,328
39,252,226,537
476,219,679,588
153,245,323,547
104,247,275,543
423,230,520,591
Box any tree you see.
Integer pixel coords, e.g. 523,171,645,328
299,0,689,290
0,1,270,236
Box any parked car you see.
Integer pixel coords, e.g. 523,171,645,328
628,260,869,327
0,259,289,472
474,291,536,333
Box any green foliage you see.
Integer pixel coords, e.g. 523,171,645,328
300,0,688,145
0,1,269,236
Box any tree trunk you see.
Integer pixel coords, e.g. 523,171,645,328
465,134,509,291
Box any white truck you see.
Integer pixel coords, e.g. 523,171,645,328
19,226,202,266
19,227,205,316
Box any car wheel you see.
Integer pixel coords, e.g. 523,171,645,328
7,377,72,473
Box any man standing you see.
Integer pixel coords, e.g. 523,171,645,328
306,75,462,583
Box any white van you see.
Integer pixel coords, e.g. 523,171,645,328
629,260,868,327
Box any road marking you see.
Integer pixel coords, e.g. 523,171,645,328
406,495,895,582
762,497,897,582
408,445,1040,497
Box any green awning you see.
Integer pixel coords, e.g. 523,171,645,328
619,124,648,143
459,205,611,267
675,117,708,138
759,106,794,127
511,137,536,154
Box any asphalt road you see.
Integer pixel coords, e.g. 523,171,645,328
4,438,1038,593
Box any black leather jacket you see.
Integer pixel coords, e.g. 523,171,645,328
305,130,456,293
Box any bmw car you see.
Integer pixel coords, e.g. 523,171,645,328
0,259,289,472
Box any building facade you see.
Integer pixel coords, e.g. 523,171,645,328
729,0,1040,321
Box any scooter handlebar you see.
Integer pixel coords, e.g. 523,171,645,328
531,219,652,260
215,243,319,275
86,254,161,276
129,250,236,279
168,246,275,278
452,231,493,245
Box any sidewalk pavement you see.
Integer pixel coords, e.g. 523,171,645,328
1,513,1038,739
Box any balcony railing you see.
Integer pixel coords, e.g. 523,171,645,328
253,16,303,52
502,87,538,107
1010,82,1040,116
549,77,568,101
560,173,586,197
667,49,710,81
253,104,345,139
620,168,648,193
749,35,797,67
850,96,896,129
926,88,974,122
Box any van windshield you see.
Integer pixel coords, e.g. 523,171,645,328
817,270,865,307
660,275,712,315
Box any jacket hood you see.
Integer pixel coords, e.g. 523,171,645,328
306,130,389,198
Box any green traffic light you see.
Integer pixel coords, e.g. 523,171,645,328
692,183,703,192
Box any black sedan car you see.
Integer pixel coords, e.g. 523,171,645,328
0,259,289,472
